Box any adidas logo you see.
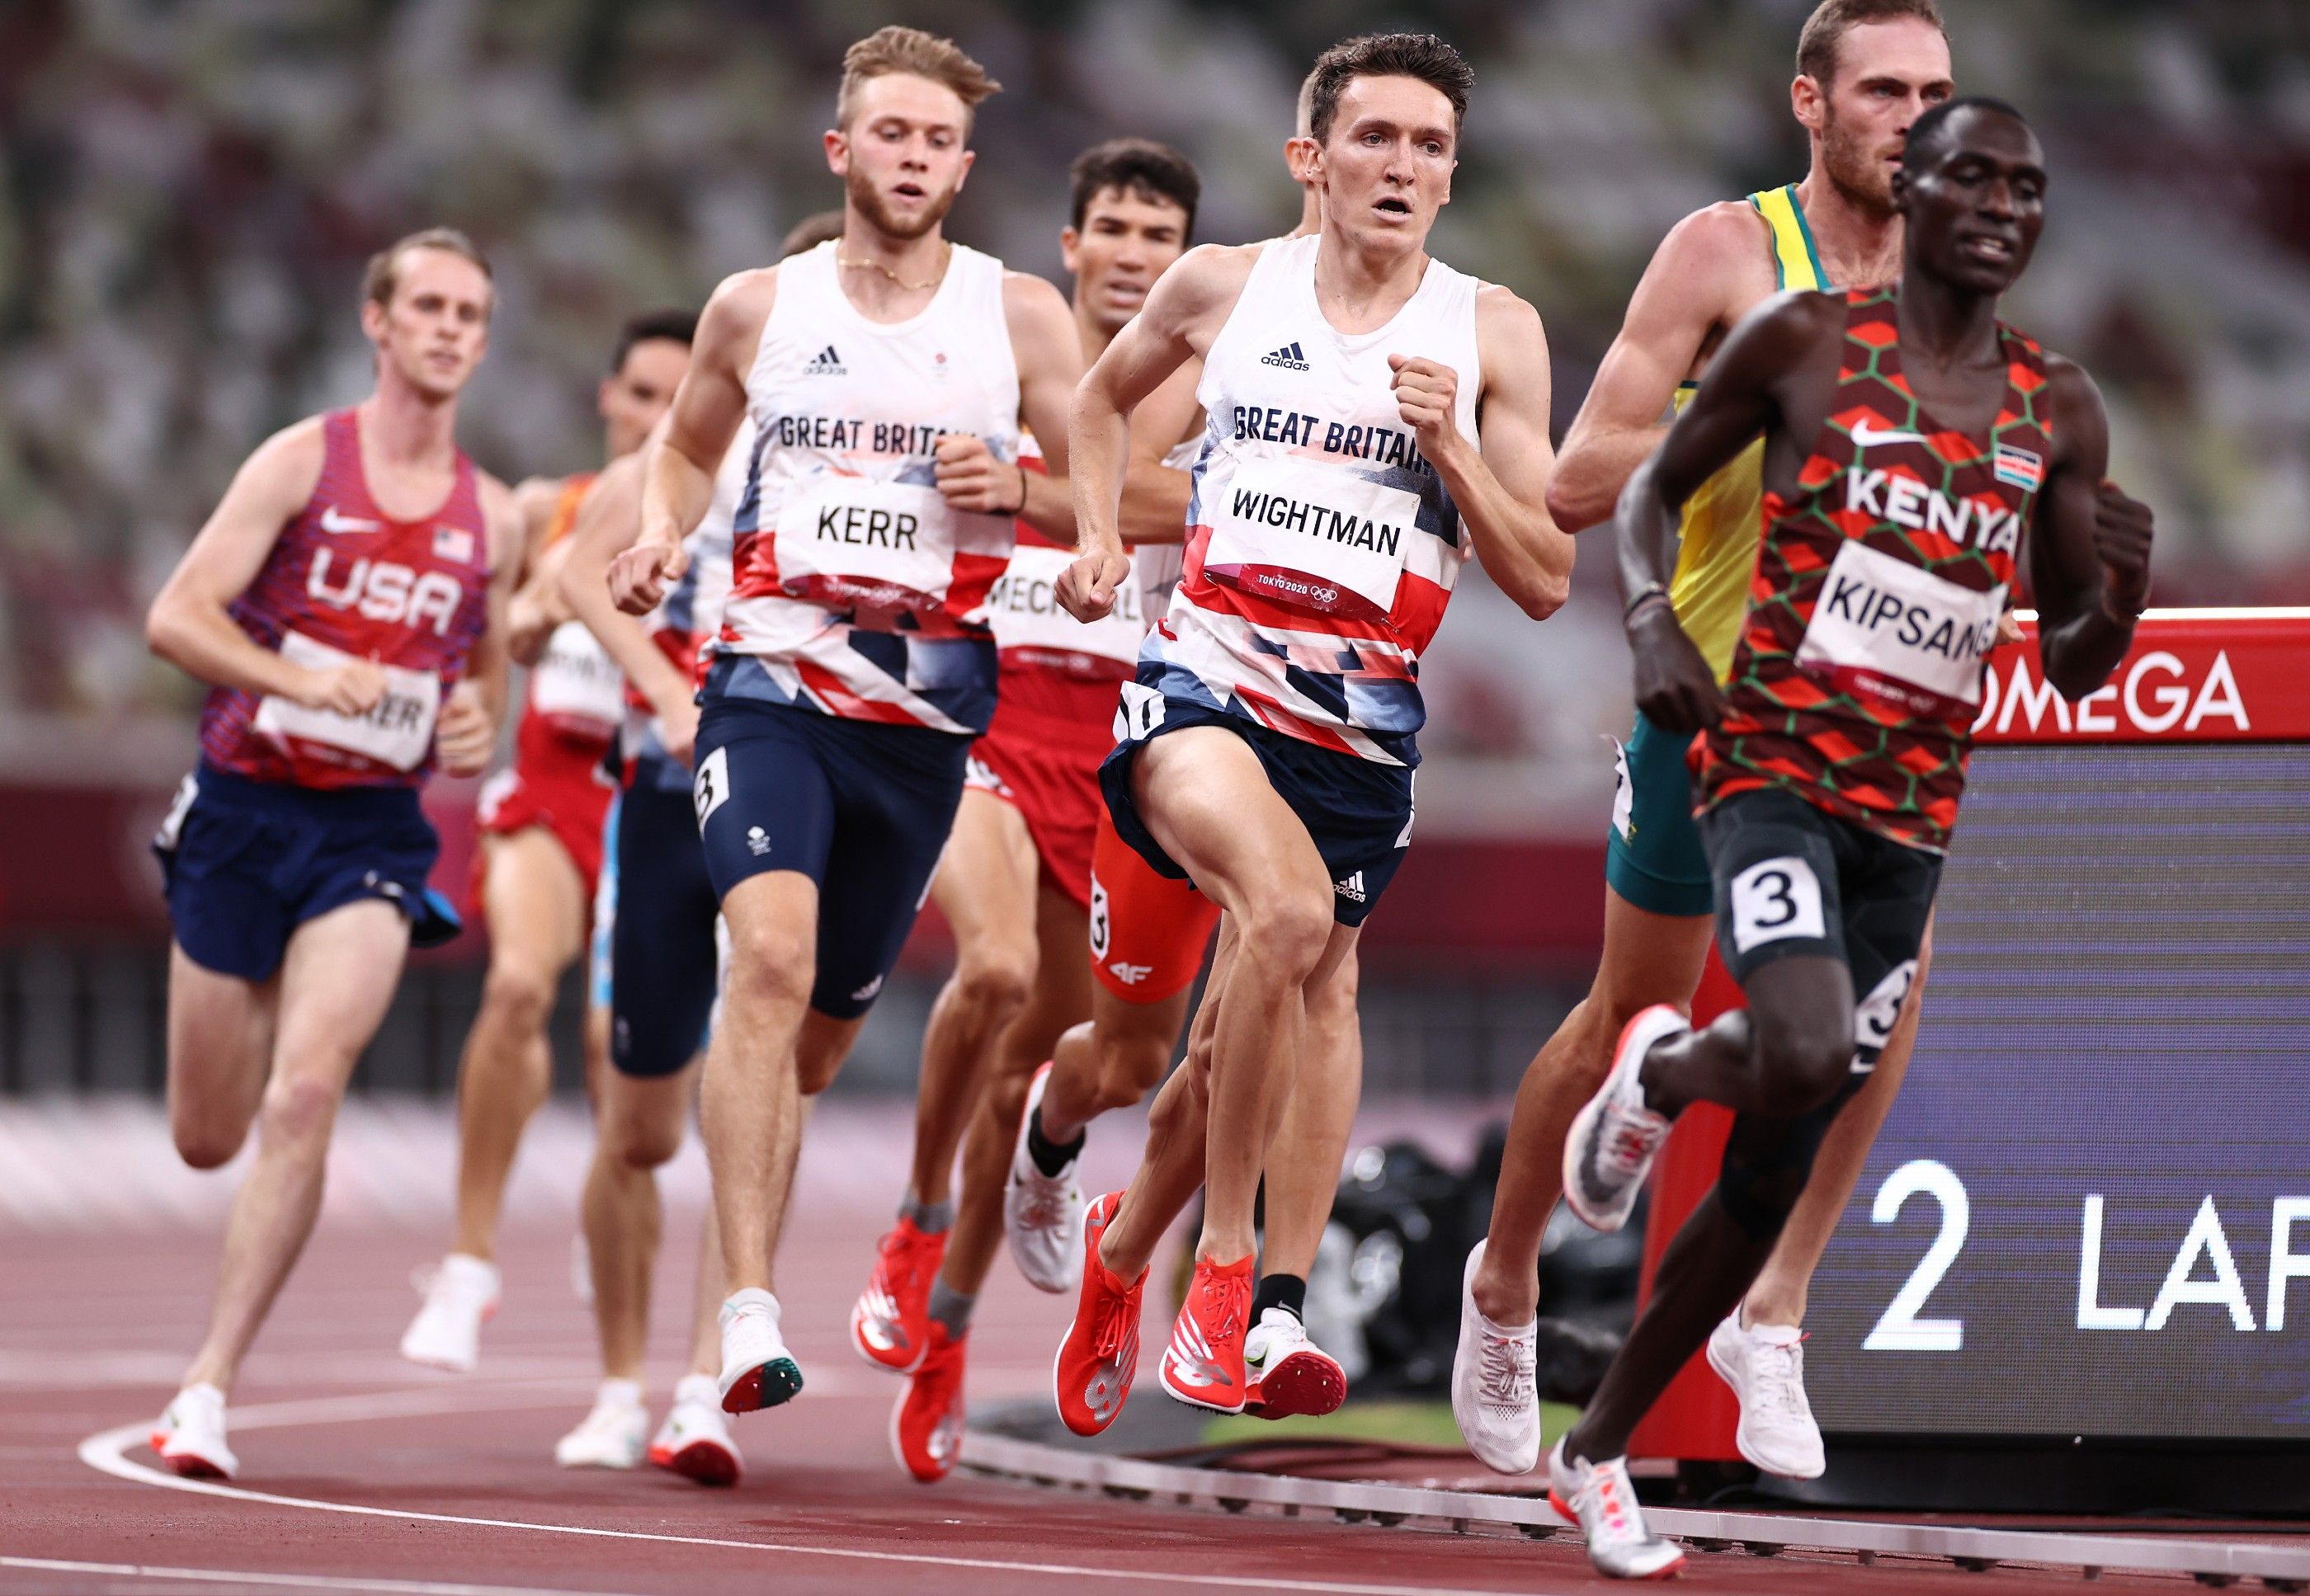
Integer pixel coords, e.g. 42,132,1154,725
805,345,846,375
1332,871,1367,903
1260,341,1311,371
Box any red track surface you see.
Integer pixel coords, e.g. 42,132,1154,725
0,1204,2201,1596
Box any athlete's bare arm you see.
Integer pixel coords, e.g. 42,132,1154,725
1061,243,1261,619
2027,358,2152,698
509,475,563,586
556,444,700,761
935,273,1082,540
1403,286,1572,620
507,533,574,667
617,268,776,615
436,474,523,777
1116,360,1204,548
145,419,386,716
1612,290,1845,735
1547,204,1778,531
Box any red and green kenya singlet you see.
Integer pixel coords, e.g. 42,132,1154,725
1696,286,2052,853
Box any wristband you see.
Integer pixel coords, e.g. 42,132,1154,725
1624,582,1670,623
1006,468,1030,518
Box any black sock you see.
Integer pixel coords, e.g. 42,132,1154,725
1252,1273,1306,1325
1024,1104,1084,1179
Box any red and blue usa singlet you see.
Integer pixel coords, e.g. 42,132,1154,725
200,407,493,789
1698,286,2052,852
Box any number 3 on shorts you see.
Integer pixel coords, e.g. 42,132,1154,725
1729,855,1826,953
693,746,731,829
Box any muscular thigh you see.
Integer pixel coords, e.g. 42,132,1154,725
270,897,412,1084
481,826,588,975
927,787,1040,963
1593,886,1718,1021
1131,727,1329,919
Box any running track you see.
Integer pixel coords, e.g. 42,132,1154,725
0,1105,2190,1595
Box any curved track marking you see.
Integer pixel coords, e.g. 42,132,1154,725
0,1554,639,1596
77,1391,1540,1596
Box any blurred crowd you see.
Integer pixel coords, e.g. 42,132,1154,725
2,0,2306,805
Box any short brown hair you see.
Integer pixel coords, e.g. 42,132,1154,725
1068,139,1201,237
361,226,492,311
836,26,1000,130
1304,33,1473,146
1796,0,1947,90
780,210,846,257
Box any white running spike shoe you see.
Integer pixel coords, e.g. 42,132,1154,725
1242,1308,1346,1419
1706,1311,1827,1479
554,1379,648,1469
1548,1439,1686,1580
717,1288,804,1413
398,1253,502,1373
150,1382,237,1480
649,1374,743,1486
1003,1062,1085,1294
1450,1241,1540,1475
1563,1005,1685,1233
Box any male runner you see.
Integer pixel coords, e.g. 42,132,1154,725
1546,99,2153,1577
401,309,694,1374
1454,0,1956,1482
143,229,521,1478
1049,32,1573,1430
848,138,1204,1483
613,26,1084,1422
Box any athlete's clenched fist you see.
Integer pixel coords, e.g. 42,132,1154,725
1057,548,1133,624
299,657,387,717
610,538,688,615
1388,353,1462,451
934,433,1024,516
2091,478,2153,617
435,680,495,777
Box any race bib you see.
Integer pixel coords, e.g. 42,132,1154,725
252,630,441,772
985,545,1143,673
1200,458,1417,621
527,621,624,736
1794,541,2006,720
772,475,959,614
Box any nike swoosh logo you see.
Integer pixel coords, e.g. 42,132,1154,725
1849,420,1927,448
319,506,383,534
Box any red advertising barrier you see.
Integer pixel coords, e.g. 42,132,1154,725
1627,608,2310,1467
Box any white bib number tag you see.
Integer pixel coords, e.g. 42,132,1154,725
986,544,1143,671
773,475,959,614
1200,457,1417,621
1795,541,2006,718
527,621,624,734
253,630,441,772
1115,680,1166,743
1729,855,1827,954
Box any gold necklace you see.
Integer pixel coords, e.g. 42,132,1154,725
837,239,951,293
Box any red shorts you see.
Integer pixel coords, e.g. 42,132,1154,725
1088,805,1221,1002
474,732,616,903
968,683,1113,915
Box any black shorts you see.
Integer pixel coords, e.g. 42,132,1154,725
1098,688,1413,929
692,690,969,1021
609,759,720,1080
1700,785,1941,1070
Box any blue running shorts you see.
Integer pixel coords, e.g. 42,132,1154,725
1604,709,1714,919
609,757,719,1079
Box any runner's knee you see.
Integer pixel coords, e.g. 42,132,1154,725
1092,1029,1171,1113
952,939,1035,1022
479,957,559,1032
172,1106,249,1170
604,1105,683,1170
1234,892,1332,983
725,919,815,1011
257,1071,344,1151
1749,1001,1855,1116
795,1024,852,1097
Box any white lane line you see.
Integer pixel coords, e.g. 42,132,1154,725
78,1395,1544,1596
0,1555,639,1596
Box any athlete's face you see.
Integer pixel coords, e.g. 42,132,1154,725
827,73,974,243
1797,20,1955,215
1061,187,1190,337
363,248,492,401
1896,109,2046,295
1309,75,1457,252
598,337,690,459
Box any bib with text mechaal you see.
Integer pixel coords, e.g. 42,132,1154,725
986,543,1144,676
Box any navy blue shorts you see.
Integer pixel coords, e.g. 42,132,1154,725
692,694,969,1021
608,759,720,1080
155,764,460,982
1098,690,1413,928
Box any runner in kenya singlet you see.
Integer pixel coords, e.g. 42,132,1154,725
1696,285,2053,853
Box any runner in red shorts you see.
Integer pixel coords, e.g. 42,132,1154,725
400,310,695,1373
851,139,1209,1482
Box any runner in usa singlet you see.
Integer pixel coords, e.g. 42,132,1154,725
1698,285,2052,853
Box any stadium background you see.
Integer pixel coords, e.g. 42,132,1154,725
1,0,2304,1113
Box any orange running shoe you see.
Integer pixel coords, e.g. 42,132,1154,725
1053,1192,1143,1436
851,1216,947,1374
890,1323,968,1483
1159,1253,1255,1414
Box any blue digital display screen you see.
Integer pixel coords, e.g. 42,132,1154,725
1803,743,2310,1439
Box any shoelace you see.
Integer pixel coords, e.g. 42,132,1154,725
1199,1268,1252,1344
1478,1329,1535,1414
1017,1175,1072,1231
878,1226,933,1296
1090,1285,1136,1360
1749,1332,1809,1419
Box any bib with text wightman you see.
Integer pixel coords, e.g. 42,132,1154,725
253,629,441,772
1794,541,2007,719
987,544,1145,673
1200,457,1417,623
771,474,959,614
527,620,625,735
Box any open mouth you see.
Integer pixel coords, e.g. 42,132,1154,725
1960,234,2015,264
1374,196,1412,218
893,182,926,202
